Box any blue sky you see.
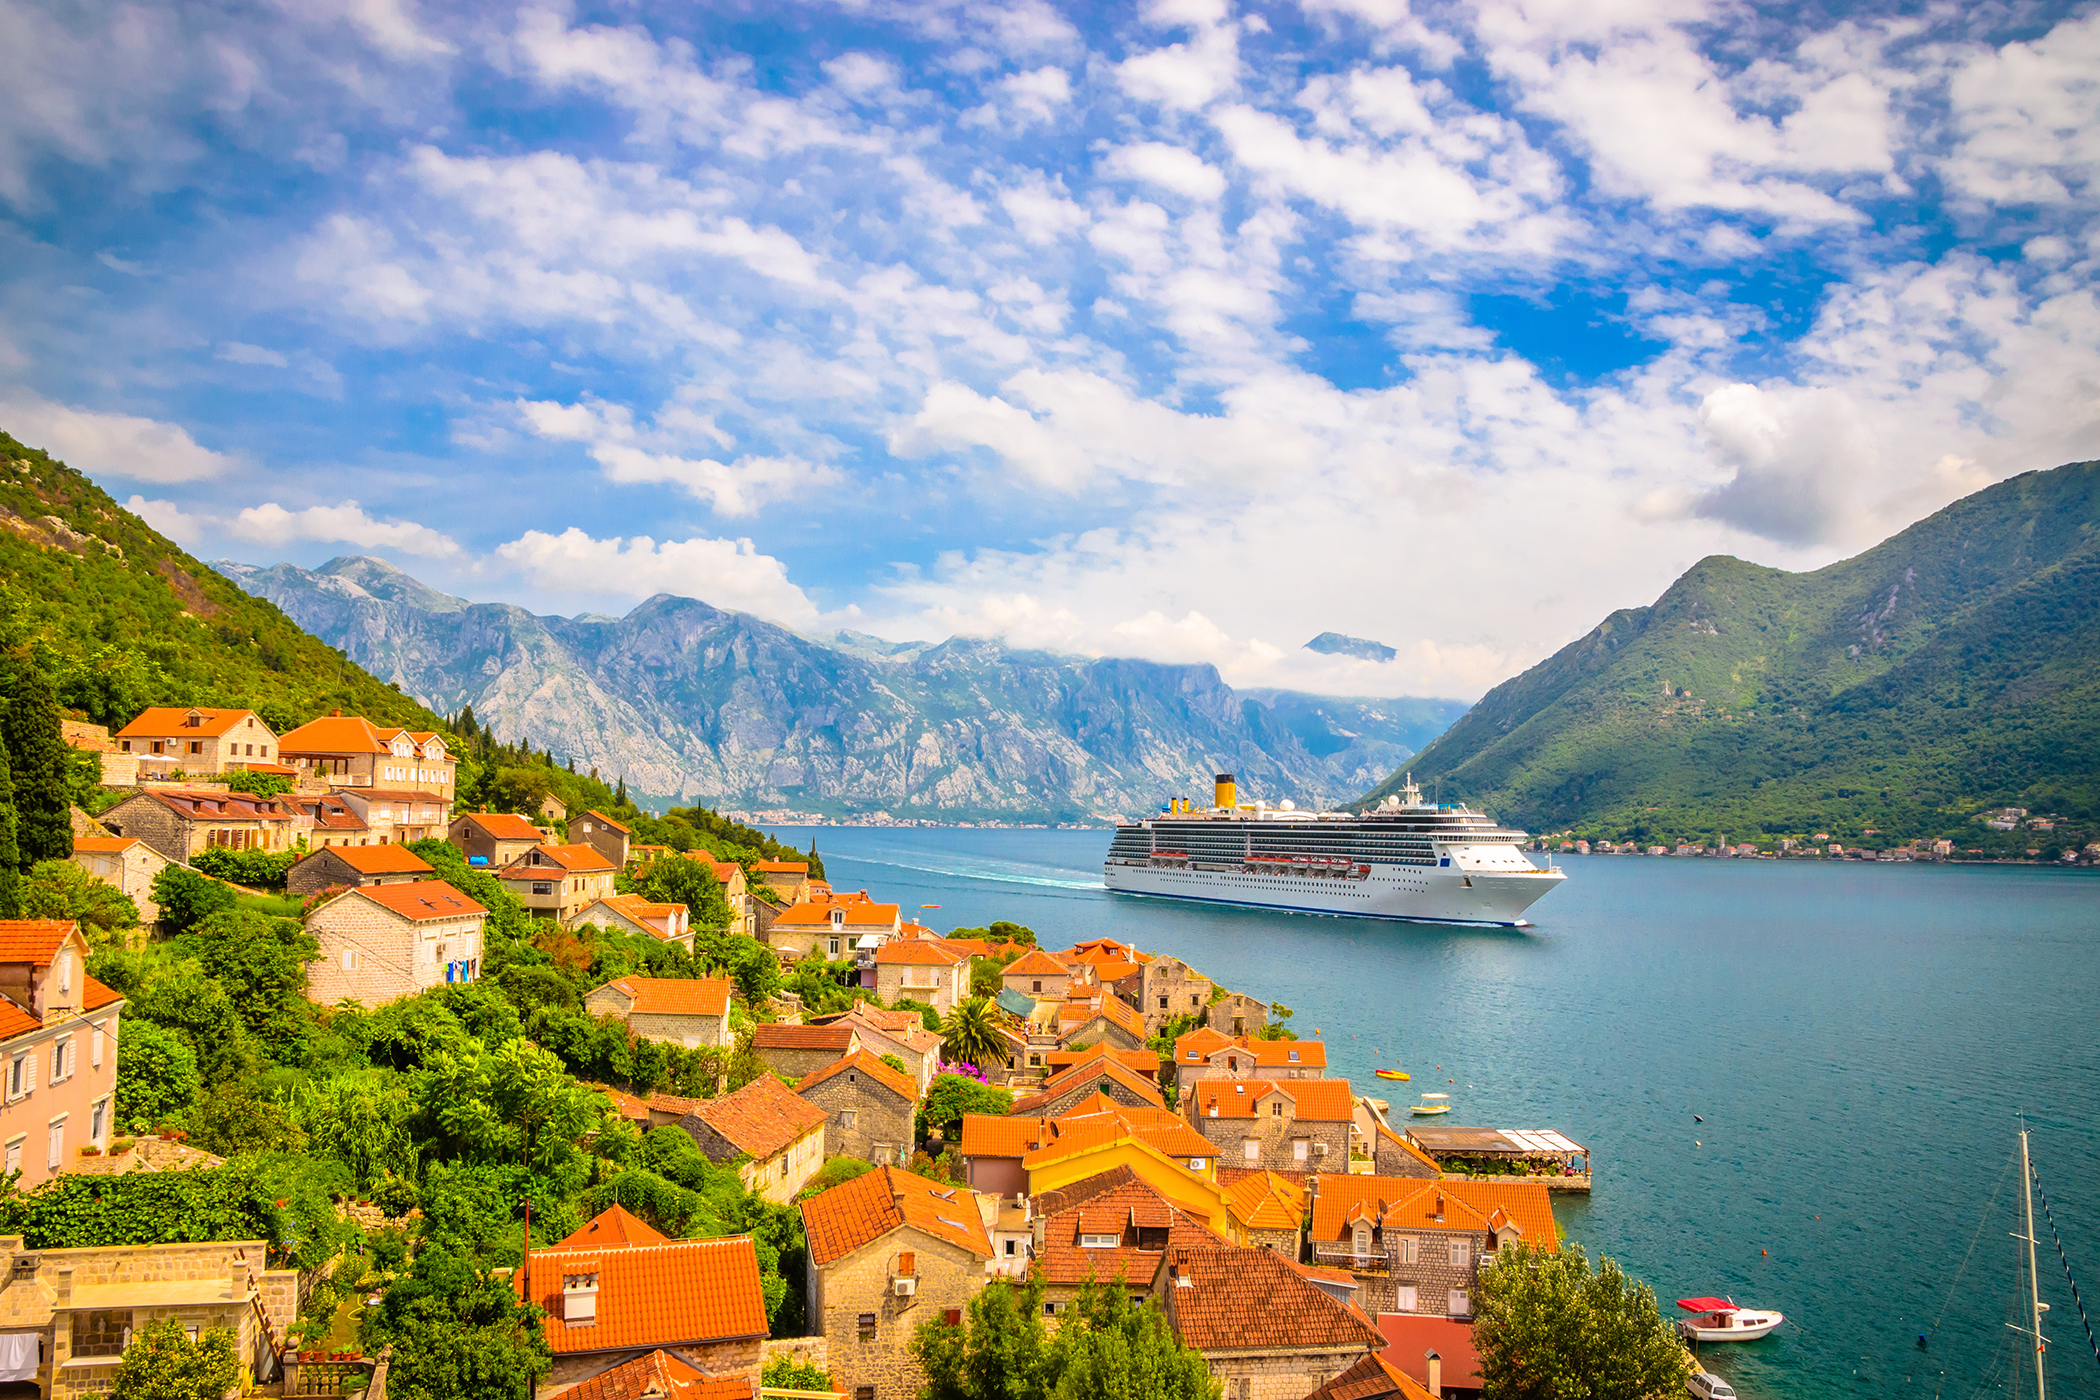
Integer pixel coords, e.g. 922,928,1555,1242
2,0,2097,699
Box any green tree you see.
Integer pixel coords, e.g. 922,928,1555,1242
794,1156,874,1202
914,1274,1052,1400
916,1074,1013,1142
126,958,258,1085
763,1356,834,1391
149,866,238,937
0,731,18,918
20,858,138,938
183,1085,305,1155
221,769,292,797
1045,1275,1217,1400
373,1240,552,1400
179,908,318,1056
1,655,71,863
108,1318,240,1400
1471,1241,1688,1400
939,998,1008,1074
56,643,167,731
113,1019,202,1129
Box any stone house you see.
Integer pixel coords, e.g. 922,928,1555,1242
1033,1175,1228,1313
69,837,169,926
1307,1176,1558,1318
799,1166,993,1400
448,811,546,869
815,1006,944,1091
1011,1057,1166,1118
753,860,810,903
1154,1245,1385,1400
999,949,1073,1000
795,1050,919,1166
678,1074,828,1203
583,977,733,1049
751,1023,860,1080
111,707,280,779
519,1204,768,1399
1366,1120,1442,1181
1056,994,1148,1052
288,792,372,848
98,786,297,862
557,1349,755,1400
1209,992,1268,1038
61,721,136,787
1220,1170,1307,1258
1303,1349,1438,1400
304,881,488,1007
567,893,693,951
285,842,434,898
499,843,619,923
872,940,971,1016
277,712,456,795
1137,956,1215,1036
959,1102,1215,1201
766,896,901,962
1171,1030,1327,1097
1188,1079,1356,1175
0,922,124,1185
332,787,449,844
697,854,754,936
0,1233,298,1399
1042,1044,1160,1082
572,809,631,868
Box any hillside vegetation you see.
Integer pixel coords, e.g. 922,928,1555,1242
1362,461,2100,848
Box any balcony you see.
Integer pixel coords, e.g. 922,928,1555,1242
1311,1248,1389,1275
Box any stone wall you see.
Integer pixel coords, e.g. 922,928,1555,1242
629,1009,731,1049
811,1228,986,1400
798,1076,913,1167
1192,1113,1349,1175
757,1044,854,1080
1199,1344,1370,1400
542,1333,761,1399
305,898,486,1007
1138,959,1214,1036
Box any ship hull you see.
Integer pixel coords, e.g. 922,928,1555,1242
1100,859,1564,927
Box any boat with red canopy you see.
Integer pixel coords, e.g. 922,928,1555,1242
1675,1297,1784,1341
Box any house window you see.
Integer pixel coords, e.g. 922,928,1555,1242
1394,1236,1418,1265
91,1098,107,1146
1449,1290,1470,1316
857,1314,877,1342
9,1055,26,1099
1032,980,1042,993
1005,1239,1018,1256
342,949,362,971
1079,1234,1118,1249
830,938,842,957
838,1110,858,1130
1292,1139,1308,1162
1157,996,1167,1009
47,1117,64,1170
72,1309,131,1357
855,1390,875,1400
188,740,202,754
943,1308,963,1326
1242,1139,1259,1162
1392,1285,1418,1312
1270,1101,1282,1117
2,1138,18,1175
91,1024,104,1068
1449,1239,1471,1267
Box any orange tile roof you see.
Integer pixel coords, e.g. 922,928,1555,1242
1045,1045,1161,1077
276,714,391,754
755,861,809,874
1061,939,1151,966
837,1005,944,1054
315,844,434,875
690,1073,827,1160
1090,960,1144,984
559,1349,752,1400
347,880,487,923
1059,995,1146,1043
752,1023,856,1052
582,809,632,834
604,977,732,1019
1173,1030,1327,1070
519,1230,767,1354
958,1114,1053,1158
82,974,124,1013
1223,1170,1306,1231
0,999,40,1040
457,812,543,841
0,921,78,965
1310,1177,1559,1253
1172,1027,1233,1063
1189,1078,1356,1123
874,939,968,967
115,707,261,739
1159,1245,1384,1353
553,1203,670,1250
1034,1176,1228,1287
1012,1057,1164,1113
772,901,901,928
1020,1110,1216,1168
800,1165,991,1267
1002,949,1070,977
587,894,689,933
71,837,141,854
1307,1351,1437,1400
502,843,617,875
795,1050,920,1104
130,788,293,822
592,1084,653,1123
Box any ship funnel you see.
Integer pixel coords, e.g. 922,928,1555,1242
1214,774,1237,810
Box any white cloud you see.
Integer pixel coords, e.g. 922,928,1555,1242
1942,9,2100,208
217,341,290,367
1116,21,1241,110
123,495,209,544
0,394,239,483
516,396,837,516
1101,142,1227,201
492,527,818,624
232,500,462,557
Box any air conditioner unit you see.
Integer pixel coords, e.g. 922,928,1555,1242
1314,1142,1330,1156
893,1277,916,1297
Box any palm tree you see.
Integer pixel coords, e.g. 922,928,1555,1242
940,997,1008,1074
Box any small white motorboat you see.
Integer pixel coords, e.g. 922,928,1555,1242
1676,1297,1784,1341
1410,1093,1451,1116
1686,1372,1736,1399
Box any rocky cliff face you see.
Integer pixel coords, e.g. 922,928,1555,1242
220,556,1460,819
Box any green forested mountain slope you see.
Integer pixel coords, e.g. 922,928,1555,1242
0,429,444,732
1361,461,2100,844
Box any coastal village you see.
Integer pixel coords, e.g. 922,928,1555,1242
0,702,1602,1400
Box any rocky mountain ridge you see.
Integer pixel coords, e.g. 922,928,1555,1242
222,556,1463,819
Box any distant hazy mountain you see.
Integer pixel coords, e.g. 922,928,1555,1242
1360,461,2100,840
1304,631,1397,663
222,556,1462,819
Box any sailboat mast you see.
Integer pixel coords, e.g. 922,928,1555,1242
2021,1125,2048,1400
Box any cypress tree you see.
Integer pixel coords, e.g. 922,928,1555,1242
614,775,628,806
2,657,70,863
0,732,19,917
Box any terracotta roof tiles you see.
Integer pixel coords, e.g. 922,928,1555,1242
115,707,261,739
581,809,632,835
688,1074,827,1160
1310,1176,1558,1252
348,880,487,923
0,922,78,965
794,1050,920,1104
1012,1057,1164,1113
71,837,141,854
874,939,968,967
314,844,434,875
558,1349,752,1400
1034,1177,1229,1287
604,977,732,1019
1160,1245,1385,1353
457,812,543,841
554,1203,669,1250
521,1220,767,1354
1189,1078,1356,1123
501,843,617,875
277,714,391,754
1002,949,1070,977
1222,1170,1306,1232
800,1165,991,1268
752,1024,856,1052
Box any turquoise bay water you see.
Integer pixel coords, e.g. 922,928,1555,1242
767,827,2100,1399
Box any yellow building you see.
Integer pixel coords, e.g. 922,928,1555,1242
1019,1132,1243,1242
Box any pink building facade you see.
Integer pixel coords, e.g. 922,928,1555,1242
0,923,125,1188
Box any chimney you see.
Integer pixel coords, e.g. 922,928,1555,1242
227,1263,244,1301
54,1266,72,1306
331,709,341,717
1424,1350,1441,1399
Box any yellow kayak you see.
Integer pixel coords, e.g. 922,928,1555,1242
1374,1069,1411,1081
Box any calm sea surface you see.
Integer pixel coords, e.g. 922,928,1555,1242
764,826,2100,1400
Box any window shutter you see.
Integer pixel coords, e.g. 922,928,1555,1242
24,1051,36,1093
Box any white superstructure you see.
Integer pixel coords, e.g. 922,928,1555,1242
1102,773,1565,927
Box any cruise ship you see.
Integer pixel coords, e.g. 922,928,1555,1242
1102,773,1565,927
